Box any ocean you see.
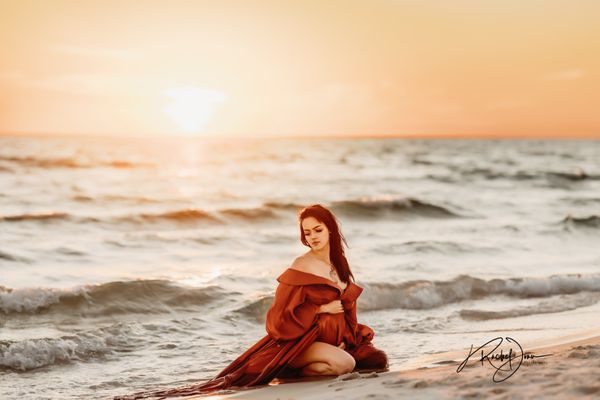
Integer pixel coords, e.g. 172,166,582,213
1,135,599,399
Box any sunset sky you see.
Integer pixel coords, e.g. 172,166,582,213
1,0,599,138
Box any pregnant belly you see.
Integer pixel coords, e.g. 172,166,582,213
316,313,346,346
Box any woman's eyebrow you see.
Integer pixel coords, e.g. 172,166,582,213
303,225,322,231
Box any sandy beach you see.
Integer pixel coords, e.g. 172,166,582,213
186,328,600,400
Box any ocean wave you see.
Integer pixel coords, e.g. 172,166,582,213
55,246,87,256
233,295,274,322
106,160,151,169
263,201,306,211
375,240,498,255
134,202,311,224
546,169,597,181
561,197,600,206
0,280,225,316
359,273,600,311
231,273,600,323
561,215,600,229
330,196,463,218
0,207,269,226
459,292,600,320
441,165,598,183
0,155,152,169
0,192,473,228
0,211,72,222
0,322,142,371
135,209,222,223
72,194,165,204
0,250,31,263
219,207,278,220
1,209,223,225
0,196,465,227
0,211,102,225
221,273,600,322
410,157,436,166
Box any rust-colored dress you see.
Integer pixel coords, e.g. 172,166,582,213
115,268,388,399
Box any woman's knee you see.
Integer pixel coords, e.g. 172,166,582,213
291,341,356,375
331,352,356,374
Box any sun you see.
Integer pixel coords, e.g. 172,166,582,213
162,86,226,134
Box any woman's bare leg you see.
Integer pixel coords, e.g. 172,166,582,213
288,341,355,376
300,362,336,376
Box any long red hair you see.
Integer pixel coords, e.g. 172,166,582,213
298,204,355,284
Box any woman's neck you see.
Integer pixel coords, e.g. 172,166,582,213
309,247,331,265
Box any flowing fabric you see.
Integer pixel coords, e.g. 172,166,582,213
114,268,388,399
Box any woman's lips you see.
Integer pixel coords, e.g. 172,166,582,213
312,242,320,246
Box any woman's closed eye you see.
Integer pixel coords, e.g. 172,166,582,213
305,230,322,235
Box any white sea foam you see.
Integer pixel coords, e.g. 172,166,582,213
0,286,83,313
0,323,141,371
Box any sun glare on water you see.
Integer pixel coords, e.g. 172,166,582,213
162,87,226,135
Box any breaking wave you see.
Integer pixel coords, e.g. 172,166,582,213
0,322,143,371
330,196,464,218
1,196,466,227
230,273,600,324
359,273,600,311
0,280,225,316
233,296,274,322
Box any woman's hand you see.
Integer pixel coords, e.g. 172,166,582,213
318,300,344,314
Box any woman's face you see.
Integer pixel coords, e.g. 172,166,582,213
301,217,330,251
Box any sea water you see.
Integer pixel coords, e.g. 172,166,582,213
1,136,599,399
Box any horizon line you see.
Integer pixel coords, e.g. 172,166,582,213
1,131,599,141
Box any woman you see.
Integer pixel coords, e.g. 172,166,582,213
115,204,387,399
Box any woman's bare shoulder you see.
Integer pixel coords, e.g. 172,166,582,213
289,255,307,271
290,254,320,274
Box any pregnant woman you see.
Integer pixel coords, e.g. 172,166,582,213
115,204,387,399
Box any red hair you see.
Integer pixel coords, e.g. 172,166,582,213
297,204,355,284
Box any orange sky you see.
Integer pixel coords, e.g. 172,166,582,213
1,0,599,138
